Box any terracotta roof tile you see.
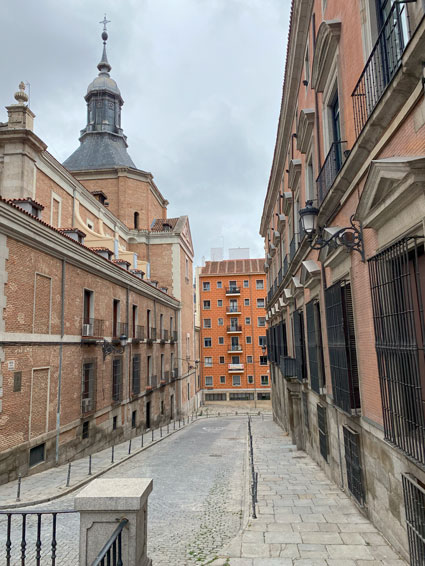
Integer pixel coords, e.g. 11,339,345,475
200,258,266,275
150,218,179,232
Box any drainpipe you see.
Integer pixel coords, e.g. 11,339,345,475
55,259,66,465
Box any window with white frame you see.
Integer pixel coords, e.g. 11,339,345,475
219,356,225,364
218,318,223,326
244,299,250,306
246,336,252,344
232,375,241,386
261,375,269,386
258,317,266,327
256,280,264,290
247,356,253,364
204,337,212,347
218,337,224,345
259,335,266,347
248,375,254,384
204,357,212,367
217,299,223,307
260,356,268,365
245,317,251,325
51,193,62,227
257,298,265,308
203,319,211,328
205,376,213,386
203,282,210,291
217,281,222,288
220,375,226,384
243,280,249,288
203,300,211,310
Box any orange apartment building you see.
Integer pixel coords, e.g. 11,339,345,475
0,28,199,484
198,259,271,404
261,0,425,563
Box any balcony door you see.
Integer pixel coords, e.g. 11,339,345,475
331,92,342,171
376,0,408,81
231,336,239,350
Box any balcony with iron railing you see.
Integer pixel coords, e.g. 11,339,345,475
227,324,242,333
225,286,240,295
228,345,243,353
147,327,157,343
113,321,128,342
170,330,178,343
81,396,95,414
81,318,104,340
289,233,299,262
226,306,241,314
160,329,169,344
133,324,144,343
149,374,157,388
171,368,178,379
316,141,346,206
352,2,408,138
163,370,170,383
228,363,244,372
280,355,297,379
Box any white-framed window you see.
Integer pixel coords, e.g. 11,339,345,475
244,299,250,306
204,337,212,347
219,356,225,364
245,317,251,325
261,375,269,386
258,317,266,327
232,375,241,386
203,300,211,310
246,336,252,344
259,336,266,346
203,282,210,291
220,375,226,384
205,376,213,386
218,318,223,326
218,336,224,345
256,280,264,290
217,281,222,288
247,356,253,364
217,299,223,307
248,375,254,384
204,357,212,367
260,356,268,365
243,280,249,288
203,319,211,328
257,298,265,308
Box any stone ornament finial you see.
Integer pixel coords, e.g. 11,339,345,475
14,82,28,105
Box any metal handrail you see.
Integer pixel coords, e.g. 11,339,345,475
91,518,128,566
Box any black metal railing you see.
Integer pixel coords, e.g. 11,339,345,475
229,345,242,352
283,254,288,276
226,306,240,313
352,2,407,137
170,330,178,343
1,509,76,566
316,141,346,205
225,286,240,294
82,318,104,337
227,325,242,332
113,322,128,339
402,473,425,565
289,234,299,262
147,327,156,342
92,518,128,566
280,356,297,379
134,325,144,342
160,329,168,343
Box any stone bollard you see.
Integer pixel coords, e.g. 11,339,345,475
75,478,153,566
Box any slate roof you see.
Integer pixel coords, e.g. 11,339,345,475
201,258,266,275
63,132,136,171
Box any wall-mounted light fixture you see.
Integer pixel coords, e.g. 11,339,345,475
299,200,365,262
102,334,127,360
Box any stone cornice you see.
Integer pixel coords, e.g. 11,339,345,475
0,127,47,154
0,200,180,308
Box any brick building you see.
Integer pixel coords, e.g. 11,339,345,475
0,27,199,483
261,0,425,562
198,259,271,404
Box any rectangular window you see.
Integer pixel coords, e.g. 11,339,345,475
256,280,264,290
259,356,267,365
229,392,254,401
293,309,307,382
132,355,140,395
369,238,425,463
244,299,250,306
325,280,360,414
217,318,223,326
247,356,253,364
343,426,365,505
82,421,89,439
132,410,137,429
204,337,212,347
306,300,325,394
232,375,241,386
317,404,328,461
217,281,222,288
261,375,269,386
29,443,45,467
257,298,265,308
217,299,223,307
402,473,425,564
243,280,249,288
204,357,212,367
13,371,22,392
219,356,225,364
220,375,226,384
258,336,266,347
257,317,266,327
203,300,211,310
113,415,118,430
112,358,122,402
248,375,254,384
132,304,138,337
205,376,213,386
203,282,210,291
113,299,120,338
83,289,94,327
203,319,211,328
246,336,252,344
205,392,226,401
82,361,96,413
257,392,270,400
245,317,251,325
218,336,224,345
231,355,240,364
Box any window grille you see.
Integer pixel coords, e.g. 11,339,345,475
82,360,96,413
302,391,309,432
132,355,141,395
402,473,425,565
112,358,122,402
205,393,227,401
369,237,425,464
280,356,297,378
317,404,328,461
293,309,307,382
306,299,324,394
324,280,360,414
229,392,254,401
343,426,364,505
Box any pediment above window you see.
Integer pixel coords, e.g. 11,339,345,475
297,109,315,154
311,20,341,92
288,159,302,190
282,192,293,216
277,213,286,233
300,260,321,288
356,156,425,230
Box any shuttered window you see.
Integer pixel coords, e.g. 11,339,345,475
306,300,325,394
293,309,307,382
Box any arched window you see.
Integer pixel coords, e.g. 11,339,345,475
134,211,139,230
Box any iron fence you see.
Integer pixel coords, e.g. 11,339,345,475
134,325,144,341
113,322,128,339
91,518,128,566
226,286,240,294
316,141,346,205
402,473,425,565
352,2,408,137
227,325,242,332
82,318,104,338
343,426,364,505
280,356,297,379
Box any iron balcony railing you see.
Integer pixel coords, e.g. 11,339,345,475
160,329,168,343
229,345,243,352
134,324,144,342
283,254,288,276
225,286,240,295
81,396,95,414
1,509,76,566
82,318,104,338
316,141,346,205
289,234,299,262
226,306,240,313
352,2,408,138
227,324,242,332
147,327,157,342
170,330,178,343
92,518,128,566
280,355,297,379
164,370,170,383
113,321,128,339
149,374,157,388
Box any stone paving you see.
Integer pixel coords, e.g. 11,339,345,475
211,417,408,566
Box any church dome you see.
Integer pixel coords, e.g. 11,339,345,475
86,74,121,97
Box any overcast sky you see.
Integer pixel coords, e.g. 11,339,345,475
1,0,289,266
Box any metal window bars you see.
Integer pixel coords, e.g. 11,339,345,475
82,318,104,338
316,141,346,205
132,355,141,395
317,404,328,462
81,361,96,414
402,473,425,566
112,358,122,402
293,310,307,382
343,426,365,505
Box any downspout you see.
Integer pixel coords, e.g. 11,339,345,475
177,307,182,416
55,259,66,465
126,285,130,403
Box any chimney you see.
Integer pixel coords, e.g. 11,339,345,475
59,228,86,244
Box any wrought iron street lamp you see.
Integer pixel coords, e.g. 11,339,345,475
298,200,365,261
102,334,127,360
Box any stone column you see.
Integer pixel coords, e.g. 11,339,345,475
75,477,153,566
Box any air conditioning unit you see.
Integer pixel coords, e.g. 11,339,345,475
82,323,93,336
82,398,92,413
